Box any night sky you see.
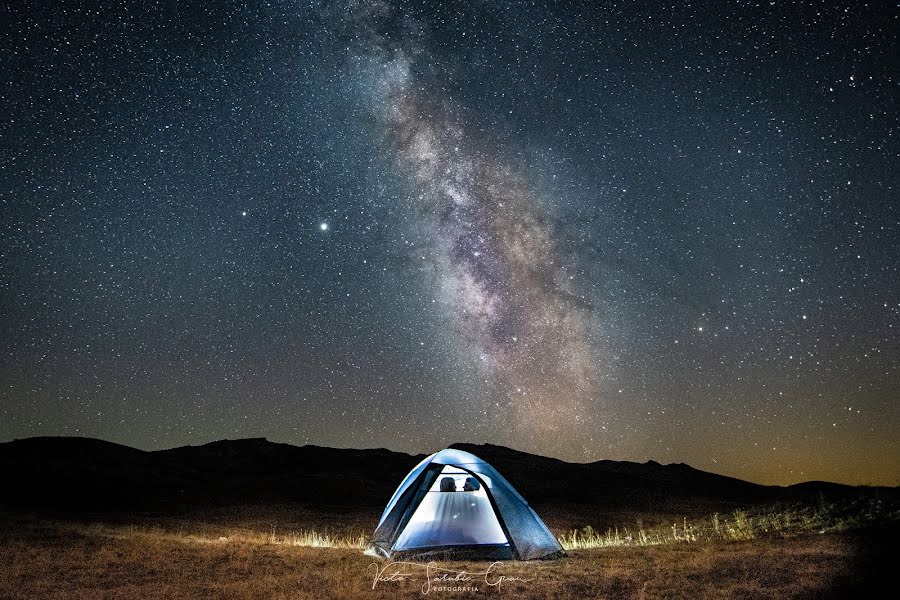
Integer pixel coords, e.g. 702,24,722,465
1,0,897,486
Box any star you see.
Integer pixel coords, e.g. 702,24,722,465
320,222,329,231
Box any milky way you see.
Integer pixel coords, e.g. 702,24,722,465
4,0,896,485
355,6,597,443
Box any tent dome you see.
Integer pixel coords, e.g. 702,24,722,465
369,448,565,561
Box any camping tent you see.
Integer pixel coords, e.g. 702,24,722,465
369,448,564,560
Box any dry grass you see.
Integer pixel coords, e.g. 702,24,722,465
559,498,899,550
0,501,894,599
64,521,368,550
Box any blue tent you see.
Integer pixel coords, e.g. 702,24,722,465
369,448,565,560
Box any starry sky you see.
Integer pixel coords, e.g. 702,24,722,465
1,0,897,486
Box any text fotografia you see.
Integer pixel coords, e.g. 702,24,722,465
369,560,533,595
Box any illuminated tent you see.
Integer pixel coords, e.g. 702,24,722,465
369,448,565,560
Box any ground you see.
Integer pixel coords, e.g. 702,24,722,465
0,505,891,599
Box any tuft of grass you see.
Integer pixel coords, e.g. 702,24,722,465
283,529,368,549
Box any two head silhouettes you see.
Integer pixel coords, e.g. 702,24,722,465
439,476,481,492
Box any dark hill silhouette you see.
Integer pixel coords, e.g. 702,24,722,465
0,436,893,513
448,442,779,504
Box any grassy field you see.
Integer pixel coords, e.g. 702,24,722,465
0,502,894,599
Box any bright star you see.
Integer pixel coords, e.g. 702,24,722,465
320,222,329,231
